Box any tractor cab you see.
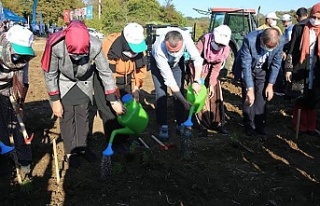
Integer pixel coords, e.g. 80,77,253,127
208,8,257,73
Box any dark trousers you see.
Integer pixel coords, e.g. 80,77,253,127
60,103,89,154
150,56,185,126
0,95,32,162
242,68,267,130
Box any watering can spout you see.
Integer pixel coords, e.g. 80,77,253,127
0,141,14,155
102,143,114,156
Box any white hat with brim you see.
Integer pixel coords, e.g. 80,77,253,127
213,25,232,46
123,23,147,53
266,12,279,20
6,25,35,56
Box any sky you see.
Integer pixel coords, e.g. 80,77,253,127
158,0,320,18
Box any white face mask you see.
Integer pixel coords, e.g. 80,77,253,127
270,20,277,27
122,51,138,58
310,18,320,26
211,41,224,51
261,43,274,52
167,51,181,58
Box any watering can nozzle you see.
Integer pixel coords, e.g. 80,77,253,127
102,144,114,156
0,141,14,155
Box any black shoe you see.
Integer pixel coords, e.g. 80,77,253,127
245,126,255,136
218,126,228,135
79,149,97,162
65,154,80,168
256,127,267,135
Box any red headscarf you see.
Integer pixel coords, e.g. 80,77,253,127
41,20,90,72
299,3,320,63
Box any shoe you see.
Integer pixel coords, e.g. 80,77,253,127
218,126,228,135
245,126,255,136
79,149,97,162
256,127,267,135
65,154,80,168
20,164,31,180
159,125,169,140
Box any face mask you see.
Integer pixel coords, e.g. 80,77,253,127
261,43,274,52
167,51,181,58
122,51,138,58
69,53,88,61
211,41,224,51
270,20,277,27
310,18,320,26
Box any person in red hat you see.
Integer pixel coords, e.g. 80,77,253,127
41,20,125,168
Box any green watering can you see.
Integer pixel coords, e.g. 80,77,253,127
183,83,207,127
102,94,149,156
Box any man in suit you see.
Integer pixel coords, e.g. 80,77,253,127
234,28,284,136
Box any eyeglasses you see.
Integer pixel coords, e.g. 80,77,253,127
11,54,34,64
311,16,320,20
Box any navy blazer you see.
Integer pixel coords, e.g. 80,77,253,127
234,30,285,88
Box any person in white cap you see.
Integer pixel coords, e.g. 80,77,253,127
151,27,203,140
257,12,282,35
93,22,148,150
282,14,294,43
0,25,35,177
189,25,231,136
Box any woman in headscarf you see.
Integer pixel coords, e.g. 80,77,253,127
285,3,320,135
189,25,231,135
42,20,125,168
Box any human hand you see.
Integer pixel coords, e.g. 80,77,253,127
111,101,127,115
208,85,215,99
285,72,292,83
282,52,287,61
245,88,255,107
265,84,274,101
52,100,63,118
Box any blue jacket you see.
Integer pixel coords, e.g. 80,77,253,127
234,30,284,88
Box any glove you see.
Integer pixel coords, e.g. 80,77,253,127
284,54,293,70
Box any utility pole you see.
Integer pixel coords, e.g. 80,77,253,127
98,0,101,20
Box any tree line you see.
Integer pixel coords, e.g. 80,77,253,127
3,0,308,41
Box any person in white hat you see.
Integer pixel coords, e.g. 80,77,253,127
282,14,294,43
93,22,148,150
189,25,231,136
0,25,35,178
257,12,282,35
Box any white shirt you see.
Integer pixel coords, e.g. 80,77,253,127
152,28,203,87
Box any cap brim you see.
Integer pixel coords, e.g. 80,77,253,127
215,38,229,46
11,43,35,56
128,40,147,53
